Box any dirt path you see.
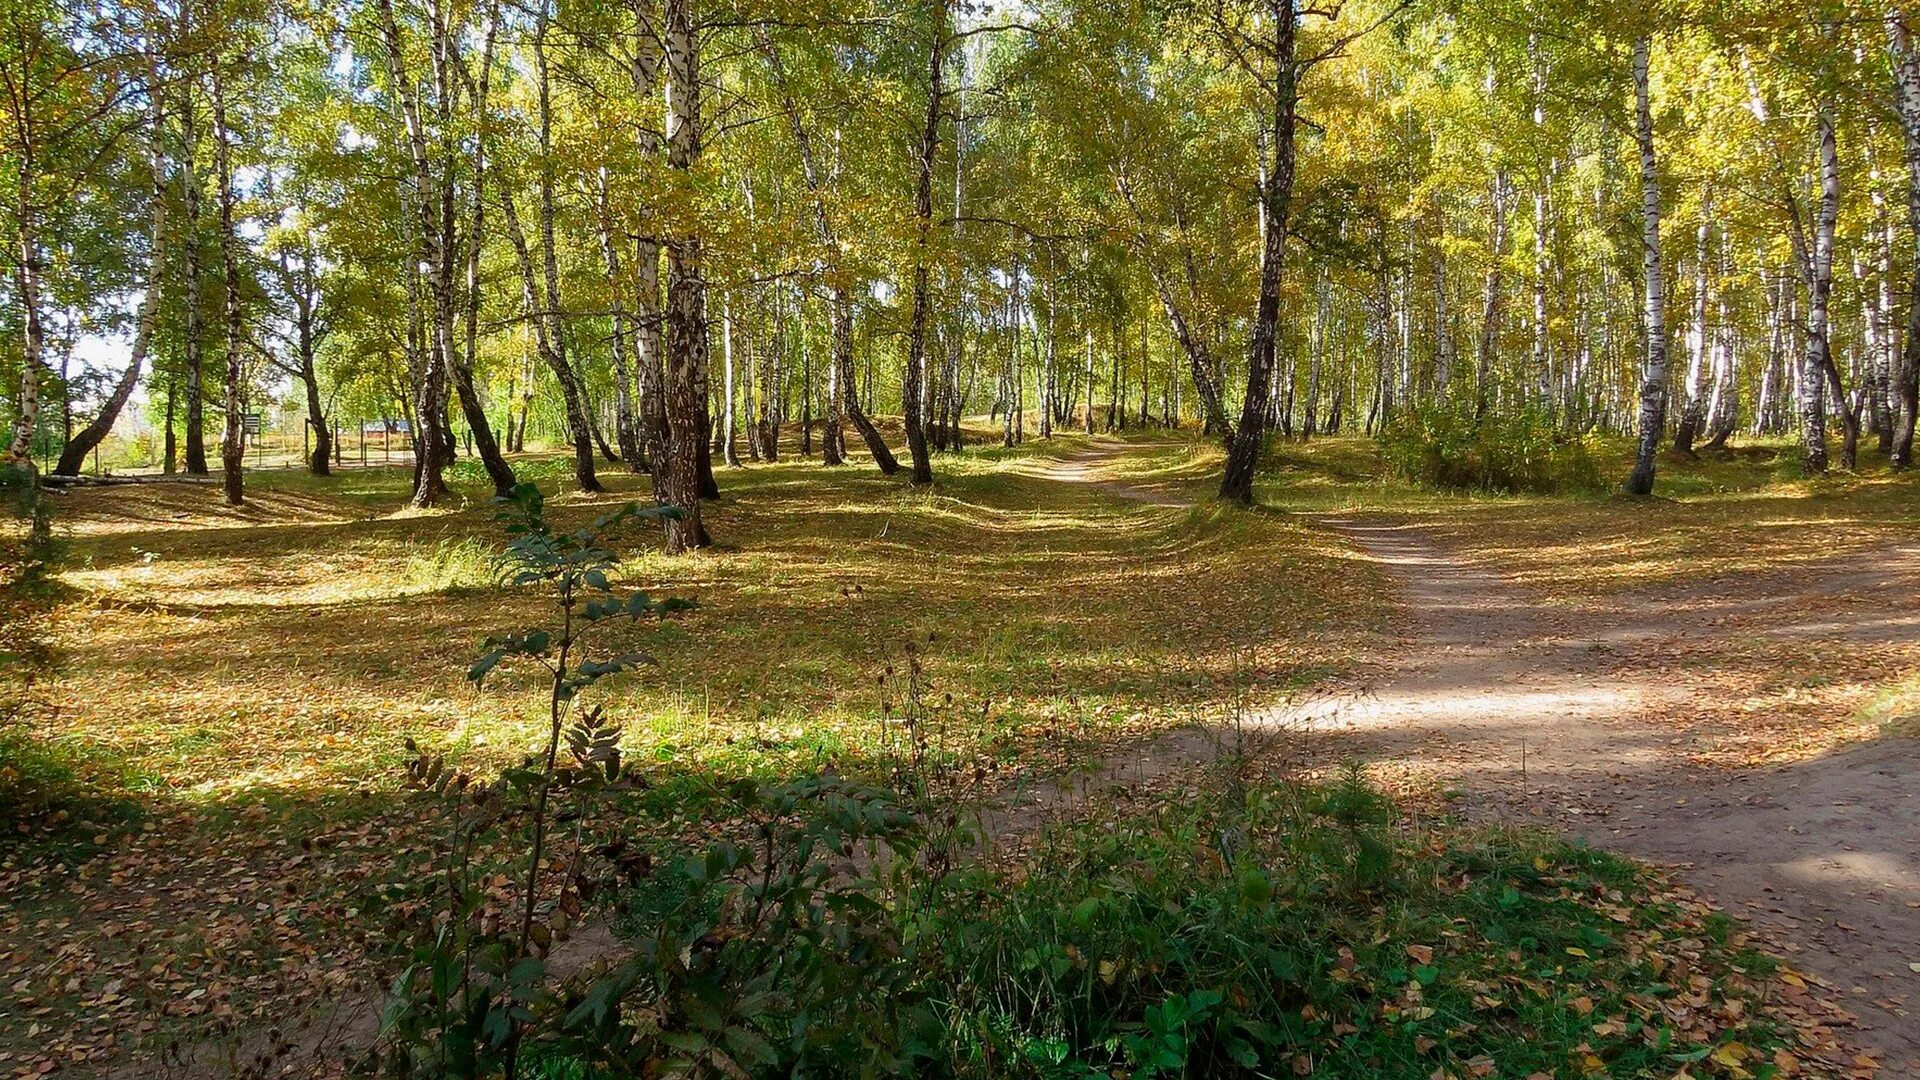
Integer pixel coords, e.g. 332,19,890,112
1039,438,1920,1069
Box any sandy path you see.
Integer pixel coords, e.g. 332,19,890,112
1039,439,1920,1068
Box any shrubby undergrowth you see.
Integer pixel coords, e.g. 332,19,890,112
1380,405,1603,495
377,763,1801,1079
369,483,1798,1080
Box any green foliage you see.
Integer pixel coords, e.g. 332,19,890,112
0,464,57,604
0,732,84,828
0,465,88,835
370,484,691,1079
1380,405,1603,495
559,778,938,1077
918,785,1792,1079
392,759,1804,1080
400,537,499,595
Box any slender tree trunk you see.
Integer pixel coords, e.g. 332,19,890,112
1039,271,1056,440
632,0,669,488
721,292,740,467
454,8,516,496
163,376,177,473
661,0,708,551
1146,266,1232,442
376,0,455,507
500,188,601,492
1475,166,1510,420
1874,208,1896,454
836,288,898,470
1888,11,1920,467
759,28,894,474
1433,210,1453,396
1219,2,1296,505
4,192,43,471
801,304,814,457
1084,325,1096,435
212,60,245,505
531,9,603,492
1673,195,1712,454
1701,238,1737,449
900,0,945,484
1796,109,1841,474
1626,36,1668,496
595,175,645,469
823,313,845,465
301,354,331,475
181,88,209,475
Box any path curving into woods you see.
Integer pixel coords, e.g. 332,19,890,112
1038,437,1920,1069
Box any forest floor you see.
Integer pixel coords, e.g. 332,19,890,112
3,428,1916,1077
2,429,1377,1077
1037,435,1920,1071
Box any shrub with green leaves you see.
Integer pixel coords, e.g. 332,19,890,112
1379,404,1603,495
917,771,1801,1078
371,484,691,1079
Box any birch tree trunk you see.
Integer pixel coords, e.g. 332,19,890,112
720,291,739,467
1475,168,1510,420
1039,271,1055,440
1144,263,1231,441
1218,0,1296,505
1530,41,1552,414
1084,325,1096,434
181,86,209,475
533,8,604,492
1874,207,1896,453
1625,35,1669,496
1794,109,1840,474
631,0,669,487
758,29,895,473
3,146,43,471
500,189,601,492
455,7,516,496
212,57,245,506
1702,237,1737,448
594,172,644,468
1433,211,1453,396
1888,10,1920,467
376,0,455,507
900,0,945,483
1673,195,1712,454
661,0,709,551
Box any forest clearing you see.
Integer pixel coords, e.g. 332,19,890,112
11,0,1920,1076
6,433,1920,1078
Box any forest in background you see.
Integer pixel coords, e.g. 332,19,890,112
8,0,1920,519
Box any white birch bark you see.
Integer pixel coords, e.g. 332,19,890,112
1626,35,1668,495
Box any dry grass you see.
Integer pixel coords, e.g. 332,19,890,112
0,431,1389,1074
1259,436,1920,601
28,429,1380,814
1257,434,1920,766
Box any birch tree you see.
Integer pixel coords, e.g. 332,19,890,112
1625,34,1668,496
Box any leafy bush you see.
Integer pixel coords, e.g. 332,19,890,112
920,774,1796,1079
1380,405,1603,495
